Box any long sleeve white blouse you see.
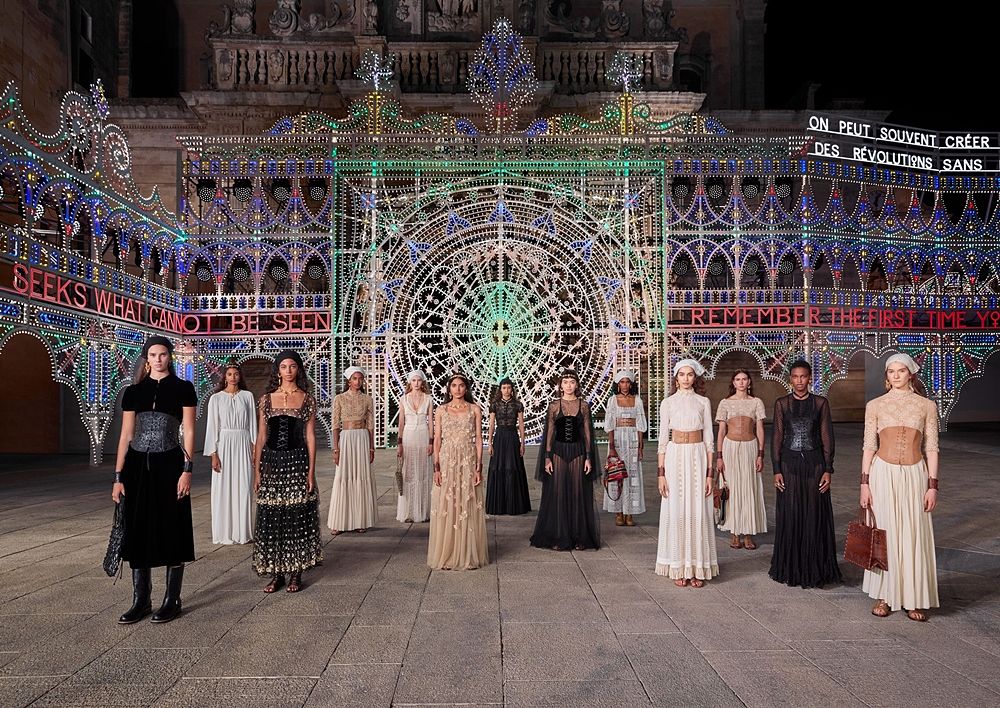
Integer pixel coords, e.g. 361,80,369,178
657,390,715,456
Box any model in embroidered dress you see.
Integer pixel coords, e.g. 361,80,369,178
530,370,602,551
655,359,718,586
603,370,646,526
252,351,322,593
715,370,767,550
485,378,531,515
861,353,939,621
205,362,257,545
428,374,488,570
328,367,378,534
769,360,842,588
397,370,434,523
112,336,197,624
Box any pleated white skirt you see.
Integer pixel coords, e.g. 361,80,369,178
717,438,767,535
327,429,378,532
862,456,938,611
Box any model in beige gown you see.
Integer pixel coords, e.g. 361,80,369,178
428,376,488,570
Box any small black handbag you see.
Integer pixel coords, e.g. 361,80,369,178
103,501,125,577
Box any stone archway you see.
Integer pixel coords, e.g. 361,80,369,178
0,333,61,453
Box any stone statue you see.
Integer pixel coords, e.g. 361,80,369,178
363,0,379,34
517,0,536,34
642,0,687,41
428,0,479,32
207,0,255,37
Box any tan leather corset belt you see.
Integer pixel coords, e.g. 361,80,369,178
876,426,923,465
616,417,637,428
341,420,368,430
671,429,704,444
725,415,756,442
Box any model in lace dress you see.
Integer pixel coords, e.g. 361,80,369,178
603,370,647,526
328,367,378,534
655,359,718,586
530,370,602,551
769,360,842,588
861,353,939,621
428,374,488,570
485,378,531,515
397,370,434,523
252,350,322,594
715,370,767,550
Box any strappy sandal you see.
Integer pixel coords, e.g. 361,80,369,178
263,574,284,593
743,537,757,550
356,528,367,534
674,578,688,587
906,609,928,622
690,578,705,588
871,600,891,617
730,535,741,549
286,572,302,593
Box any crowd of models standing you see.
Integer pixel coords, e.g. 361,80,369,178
109,339,939,624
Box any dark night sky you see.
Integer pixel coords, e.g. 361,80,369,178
764,2,996,131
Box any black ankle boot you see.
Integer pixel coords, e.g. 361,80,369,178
151,565,184,623
118,567,152,624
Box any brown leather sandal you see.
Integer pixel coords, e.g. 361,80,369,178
674,578,688,587
690,578,705,588
263,574,284,593
871,600,891,617
286,572,302,593
906,609,928,622
743,537,757,550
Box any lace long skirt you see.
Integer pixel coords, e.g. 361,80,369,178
253,446,322,576
427,442,488,570
862,457,938,611
602,426,645,515
717,438,767,535
655,441,718,580
485,426,531,515
327,429,378,532
397,425,433,523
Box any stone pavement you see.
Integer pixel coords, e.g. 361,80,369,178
1,424,999,707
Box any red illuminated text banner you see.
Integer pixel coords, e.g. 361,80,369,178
674,305,1000,330
8,263,331,335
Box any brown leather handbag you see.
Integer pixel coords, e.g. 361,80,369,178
844,507,888,571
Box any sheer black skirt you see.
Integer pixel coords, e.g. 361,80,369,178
253,446,323,576
769,450,842,588
530,442,601,550
120,446,195,569
486,427,531,515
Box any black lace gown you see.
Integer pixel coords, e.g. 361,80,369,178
252,394,323,576
119,374,197,569
769,393,843,588
530,399,602,550
486,398,531,515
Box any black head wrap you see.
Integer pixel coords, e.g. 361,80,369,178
141,335,173,356
274,350,304,369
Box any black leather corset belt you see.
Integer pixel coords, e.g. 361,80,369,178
555,416,580,444
131,411,180,452
787,416,815,451
266,415,305,451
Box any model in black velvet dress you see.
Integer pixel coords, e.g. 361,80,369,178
530,371,601,551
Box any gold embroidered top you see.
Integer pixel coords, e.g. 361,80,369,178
332,390,374,430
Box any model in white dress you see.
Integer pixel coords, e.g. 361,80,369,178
396,372,434,523
655,359,718,585
603,370,647,524
204,386,257,544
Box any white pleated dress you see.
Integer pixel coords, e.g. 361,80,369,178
396,393,434,522
655,390,719,580
715,397,768,535
861,389,939,611
204,389,257,544
328,390,379,532
603,395,647,515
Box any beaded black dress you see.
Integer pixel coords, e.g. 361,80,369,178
530,398,602,550
252,393,323,576
119,374,197,569
769,393,843,588
486,398,531,515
